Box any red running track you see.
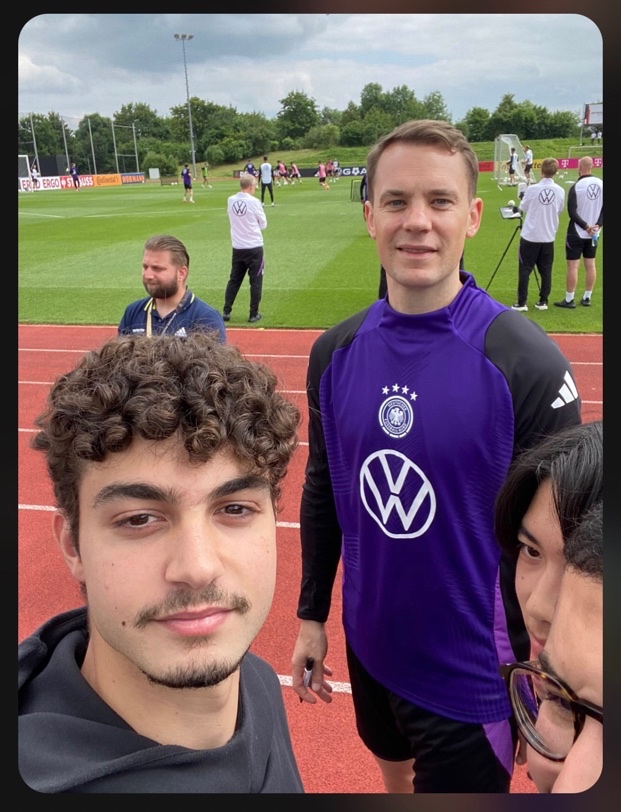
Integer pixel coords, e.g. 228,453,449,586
18,324,602,794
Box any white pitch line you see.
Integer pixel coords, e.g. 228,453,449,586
18,348,311,360
18,212,64,219
278,674,352,693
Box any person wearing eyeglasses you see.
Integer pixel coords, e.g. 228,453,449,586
494,420,602,663
500,501,602,792
494,420,603,790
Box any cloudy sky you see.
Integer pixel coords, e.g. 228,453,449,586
18,13,603,127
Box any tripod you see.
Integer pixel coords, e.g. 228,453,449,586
485,217,522,291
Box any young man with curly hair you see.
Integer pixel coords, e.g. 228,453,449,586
19,332,303,793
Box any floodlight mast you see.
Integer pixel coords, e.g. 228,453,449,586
174,33,197,179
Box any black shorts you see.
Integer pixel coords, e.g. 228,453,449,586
524,163,532,173
345,641,514,793
566,231,597,260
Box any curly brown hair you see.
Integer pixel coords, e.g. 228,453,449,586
32,332,301,543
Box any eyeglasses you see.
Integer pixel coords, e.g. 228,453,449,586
500,660,603,762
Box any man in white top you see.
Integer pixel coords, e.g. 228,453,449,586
30,163,40,190
259,156,275,206
507,147,519,185
510,157,565,312
554,155,603,309
522,145,534,184
223,174,268,324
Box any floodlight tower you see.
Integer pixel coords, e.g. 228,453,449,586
174,33,197,179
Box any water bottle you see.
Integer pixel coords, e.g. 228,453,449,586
591,230,600,247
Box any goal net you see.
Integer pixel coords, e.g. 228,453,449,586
493,135,528,186
18,154,33,192
18,155,32,179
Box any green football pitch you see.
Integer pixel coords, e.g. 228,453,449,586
18,172,602,332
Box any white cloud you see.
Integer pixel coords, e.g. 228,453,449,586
18,13,602,123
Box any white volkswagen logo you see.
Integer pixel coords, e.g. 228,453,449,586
360,450,436,538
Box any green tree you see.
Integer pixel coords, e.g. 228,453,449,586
18,112,70,158
485,93,520,138
218,137,248,164
360,108,395,144
421,91,451,122
340,101,361,127
114,102,172,141
168,97,237,158
236,112,276,157
303,124,340,149
547,109,581,138
72,114,116,173
383,85,422,125
320,106,342,126
142,151,178,176
276,91,320,141
340,120,366,146
359,83,384,116
458,107,491,142
205,145,224,166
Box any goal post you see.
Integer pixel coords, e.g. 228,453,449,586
493,134,528,186
568,144,604,159
18,154,33,192
18,154,32,179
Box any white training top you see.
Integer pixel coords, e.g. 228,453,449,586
260,162,273,184
519,178,565,243
227,190,268,249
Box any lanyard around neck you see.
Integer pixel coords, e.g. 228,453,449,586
145,289,193,337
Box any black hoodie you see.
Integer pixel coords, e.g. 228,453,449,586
18,607,304,793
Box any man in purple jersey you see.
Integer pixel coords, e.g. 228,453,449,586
290,120,581,793
181,162,194,203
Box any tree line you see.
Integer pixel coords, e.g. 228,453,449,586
18,84,581,176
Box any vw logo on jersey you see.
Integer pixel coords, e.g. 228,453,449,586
539,188,556,205
360,450,436,538
232,200,248,216
379,395,414,438
587,183,601,200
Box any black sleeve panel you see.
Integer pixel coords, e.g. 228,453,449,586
297,309,371,622
485,310,582,454
486,309,582,662
567,182,588,231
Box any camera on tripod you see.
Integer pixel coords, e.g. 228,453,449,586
485,205,523,290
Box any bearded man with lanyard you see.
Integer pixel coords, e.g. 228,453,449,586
118,234,226,341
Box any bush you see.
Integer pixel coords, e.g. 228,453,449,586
141,151,178,176
205,145,224,165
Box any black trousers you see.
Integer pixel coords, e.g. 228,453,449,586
224,246,264,317
517,238,553,304
346,642,514,793
260,181,274,203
